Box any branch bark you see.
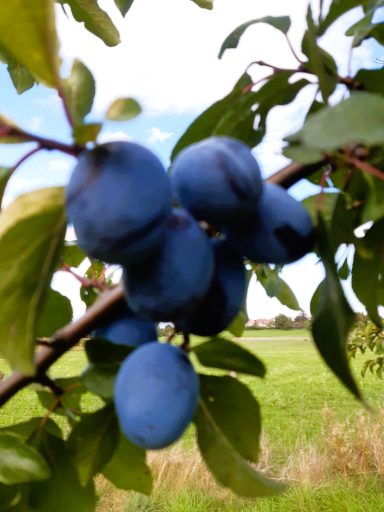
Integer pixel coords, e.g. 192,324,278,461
0,159,326,407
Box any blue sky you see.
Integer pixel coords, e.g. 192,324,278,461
0,0,378,319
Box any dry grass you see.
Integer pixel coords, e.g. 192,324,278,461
95,407,384,511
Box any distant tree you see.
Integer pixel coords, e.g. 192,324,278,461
292,312,310,329
273,314,293,330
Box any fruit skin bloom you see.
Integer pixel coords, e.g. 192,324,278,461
123,208,214,323
170,136,263,224
114,342,199,449
66,141,172,265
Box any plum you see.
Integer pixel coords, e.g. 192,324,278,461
170,136,262,224
93,302,157,347
114,342,199,449
224,183,314,264
182,239,246,336
123,208,214,322
66,141,172,264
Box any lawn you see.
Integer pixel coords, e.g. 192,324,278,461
1,329,383,511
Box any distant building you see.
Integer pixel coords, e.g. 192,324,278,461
246,319,271,328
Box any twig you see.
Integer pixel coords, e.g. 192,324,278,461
347,156,384,181
284,33,304,65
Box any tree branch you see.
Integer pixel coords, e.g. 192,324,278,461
0,158,326,407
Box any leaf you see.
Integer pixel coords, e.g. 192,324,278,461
85,337,132,364
171,73,256,160
0,115,30,144
103,434,152,494
0,43,35,94
195,401,285,497
199,375,261,462
81,363,118,399
114,0,134,16
0,167,11,207
1,418,62,440
36,289,73,338
255,265,300,311
290,92,384,152
106,98,142,121
311,216,361,400
193,338,266,377
219,16,291,59
318,0,367,35
302,192,339,225
354,68,384,95
73,123,102,145
0,433,50,485
29,434,96,512
61,242,87,267
226,310,246,337
352,220,384,327
67,404,119,486
62,59,95,125
190,0,213,9
346,11,384,47
62,0,120,47
36,377,87,417
0,0,59,88
0,188,66,373
301,6,338,102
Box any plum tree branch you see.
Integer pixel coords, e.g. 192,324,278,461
0,158,326,408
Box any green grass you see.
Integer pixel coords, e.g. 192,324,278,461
1,330,383,511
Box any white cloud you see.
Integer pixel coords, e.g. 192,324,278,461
28,116,44,131
48,158,72,172
98,130,133,143
147,127,173,145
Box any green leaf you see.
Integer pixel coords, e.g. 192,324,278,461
226,311,246,337
301,6,338,102
29,434,96,511
81,363,118,399
255,265,300,311
0,43,36,94
354,68,384,95
62,59,95,125
195,401,285,497
73,123,102,145
190,0,213,9
0,115,30,144
282,143,324,165
85,337,132,364
219,16,290,59
61,242,87,267
103,434,152,494
1,418,62,440
36,377,87,417
0,481,23,509
290,92,384,152
114,0,134,16
106,98,142,121
62,0,120,47
171,73,255,160
36,289,73,338
352,220,384,327
302,192,339,225
0,188,66,373
67,404,119,486
193,338,265,377
0,433,50,485
0,0,59,88
346,11,384,47
312,216,361,400
318,0,368,35
199,375,261,462
0,167,11,207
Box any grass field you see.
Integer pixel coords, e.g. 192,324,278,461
1,330,384,511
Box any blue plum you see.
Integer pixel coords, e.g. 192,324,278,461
170,136,262,224
182,239,246,336
123,208,214,322
224,183,314,264
93,303,157,347
66,141,172,264
114,342,199,449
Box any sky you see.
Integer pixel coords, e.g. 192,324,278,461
0,0,379,320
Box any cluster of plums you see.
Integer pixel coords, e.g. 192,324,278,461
65,136,314,450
